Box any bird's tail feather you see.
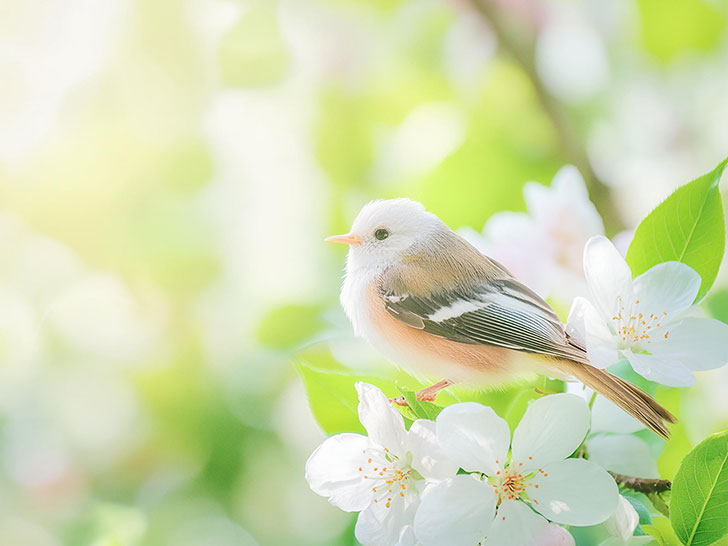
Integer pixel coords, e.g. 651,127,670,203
556,359,677,439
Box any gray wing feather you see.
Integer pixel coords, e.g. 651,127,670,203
382,277,585,361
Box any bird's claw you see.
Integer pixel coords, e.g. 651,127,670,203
388,388,445,407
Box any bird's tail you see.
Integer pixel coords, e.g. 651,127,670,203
555,359,677,439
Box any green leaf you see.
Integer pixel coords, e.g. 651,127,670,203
649,491,672,518
626,157,727,301
504,389,540,431
670,431,728,546
706,289,728,325
296,360,365,435
398,388,443,421
645,516,684,546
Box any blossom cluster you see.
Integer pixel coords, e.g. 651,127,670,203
305,167,728,545
468,167,728,386
307,383,628,546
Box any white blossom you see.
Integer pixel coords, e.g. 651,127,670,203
599,495,654,545
567,236,728,386
305,383,457,546
413,394,618,546
463,165,604,303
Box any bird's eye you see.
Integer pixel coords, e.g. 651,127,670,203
374,228,389,241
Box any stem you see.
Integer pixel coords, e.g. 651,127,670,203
466,0,624,233
609,472,672,494
588,391,598,410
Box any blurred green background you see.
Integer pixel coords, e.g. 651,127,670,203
1,0,728,544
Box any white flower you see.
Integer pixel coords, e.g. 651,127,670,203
542,523,576,546
413,394,618,546
463,165,604,302
599,495,655,545
566,384,658,479
567,236,728,387
305,383,458,546
587,434,658,479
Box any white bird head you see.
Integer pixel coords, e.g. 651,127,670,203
326,198,445,272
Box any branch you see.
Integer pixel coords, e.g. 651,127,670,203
609,472,672,494
466,0,624,233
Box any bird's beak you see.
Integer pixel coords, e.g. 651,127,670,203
325,233,362,245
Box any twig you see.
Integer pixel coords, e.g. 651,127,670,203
609,472,672,494
466,0,624,233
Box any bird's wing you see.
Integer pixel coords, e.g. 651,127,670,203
381,272,585,362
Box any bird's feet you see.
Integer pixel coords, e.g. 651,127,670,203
389,379,454,406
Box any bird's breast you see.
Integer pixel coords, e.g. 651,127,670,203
358,282,533,384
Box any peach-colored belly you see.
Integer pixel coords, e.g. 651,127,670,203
367,287,534,384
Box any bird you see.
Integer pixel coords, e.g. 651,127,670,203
326,198,676,438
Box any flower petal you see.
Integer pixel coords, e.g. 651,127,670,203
528,458,618,526
483,500,551,546
591,395,645,434
632,262,701,317
435,402,510,475
526,165,604,246
625,351,696,387
583,236,633,320
356,382,406,453
651,317,728,371
605,495,639,542
511,394,590,469
305,433,376,511
566,297,619,368
587,434,659,478
407,419,459,480
542,523,576,546
396,526,418,546
355,491,415,546
414,475,497,546
480,212,553,298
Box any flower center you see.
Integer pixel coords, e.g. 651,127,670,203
611,296,669,348
490,460,545,507
357,447,413,509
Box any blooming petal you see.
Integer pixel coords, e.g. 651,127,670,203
526,165,604,245
355,491,415,546
435,402,510,475
632,262,701,318
483,500,551,546
407,419,459,480
605,495,639,542
396,526,418,546
651,317,728,371
612,230,634,257
583,236,633,320
567,297,620,368
356,382,406,453
528,458,618,526
625,351,696,387
481,212,554,297
414,476,497,546
587,434,659,478
511,394,590,469
305,433,376,511
591,395,645,434
542,523,576,546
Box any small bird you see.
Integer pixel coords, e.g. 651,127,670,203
327,198,676,438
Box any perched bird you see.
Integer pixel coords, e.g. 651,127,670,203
327,198,676,438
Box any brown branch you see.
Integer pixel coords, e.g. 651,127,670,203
467,0,624,234
610,472,672,494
